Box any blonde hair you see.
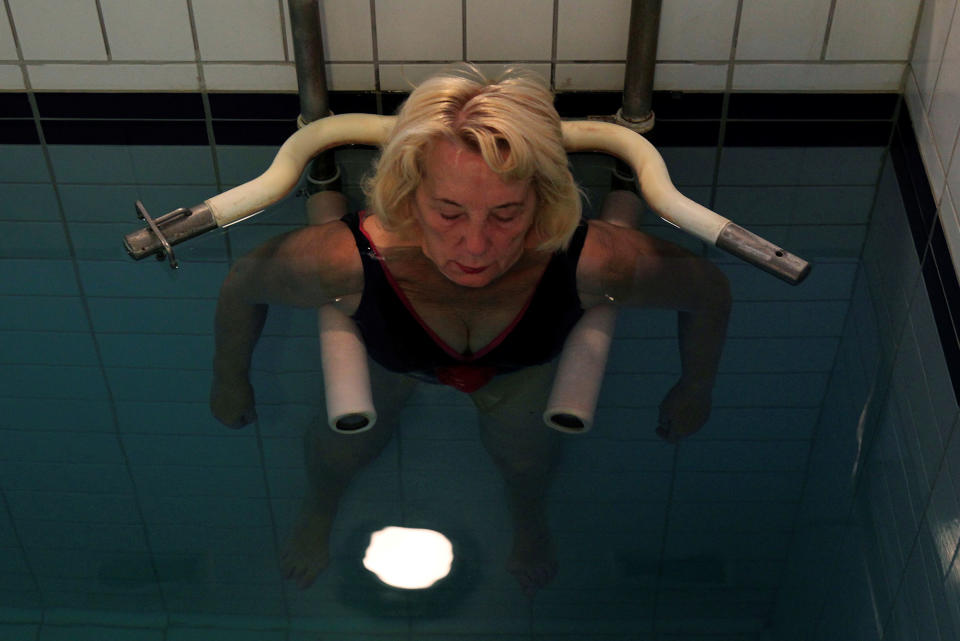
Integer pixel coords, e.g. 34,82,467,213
364,65,582,252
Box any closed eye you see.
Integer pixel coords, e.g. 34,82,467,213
434,199,464,220
492,204,523,223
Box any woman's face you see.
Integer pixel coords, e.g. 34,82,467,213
411,138,537,288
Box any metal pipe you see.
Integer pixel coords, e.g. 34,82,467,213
619,0,661,130
287,0,339,190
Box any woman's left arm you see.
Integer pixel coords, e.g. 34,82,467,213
579,221,732,442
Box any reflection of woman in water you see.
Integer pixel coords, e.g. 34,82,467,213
209,67,731,595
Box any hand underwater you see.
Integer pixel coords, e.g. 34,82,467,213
210,376,258,428
656,379,713,443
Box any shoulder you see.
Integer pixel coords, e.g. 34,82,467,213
577,219,727,309
360,212,421,251
230,219,364,306
576,220,668,298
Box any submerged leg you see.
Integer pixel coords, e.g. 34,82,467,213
471,361,561,597
281,359,416,589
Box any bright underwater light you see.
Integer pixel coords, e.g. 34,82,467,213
362,526,454,590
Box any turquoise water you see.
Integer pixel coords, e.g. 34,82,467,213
0,103,958,640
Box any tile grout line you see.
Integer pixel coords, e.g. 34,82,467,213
820,0,839,61
93,0,111,61
773,103,901,637
4,0,173,623
650,443,681,637
805,208,945,640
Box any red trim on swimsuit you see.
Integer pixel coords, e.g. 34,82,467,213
344,211,588,392
358,213,539,363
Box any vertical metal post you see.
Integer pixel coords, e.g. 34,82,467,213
612,0,662,192
288,0,340,191
619,0,661,130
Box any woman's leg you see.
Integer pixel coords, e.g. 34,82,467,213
281,359,417,589
470,361,561,597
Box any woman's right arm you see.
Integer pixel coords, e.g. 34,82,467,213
210,223,363,428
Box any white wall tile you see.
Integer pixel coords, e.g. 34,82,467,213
928,6,960,181
910,0,957,109
557,0,631,60
201,63,296,91
100,0,195,62
0,65,24,90
906,70,948,203
375,0,462,61
950,134,960,213
654,63,729,91
318,0,373,61
555,62,624,90
657,0,738,61
27,63,199,91
326,63,375,90
8,0,106,61
474,62,551,85
466,0,553,61
378,63,451,91
732,62,904,91
826,0,922,61
737,0,833,60
0,6,18,59
191,0,285,62
0,0,928,91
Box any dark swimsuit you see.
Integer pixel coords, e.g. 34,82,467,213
342,212,589,393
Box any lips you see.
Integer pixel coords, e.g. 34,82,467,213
455,262,488,274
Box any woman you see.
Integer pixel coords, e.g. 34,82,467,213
210,67,731,595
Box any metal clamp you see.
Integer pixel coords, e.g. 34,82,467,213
135,200,187,269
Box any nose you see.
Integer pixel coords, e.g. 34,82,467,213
462,220,490,256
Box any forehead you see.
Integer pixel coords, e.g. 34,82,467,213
423,138,481,171
421,138,529,193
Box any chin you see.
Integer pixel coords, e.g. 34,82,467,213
442,265,498,287
446,272,495,288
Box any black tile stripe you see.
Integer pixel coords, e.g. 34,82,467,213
212,120,298,145
555,91,725,120
41,119,209,145
652,91,725,120
923,223,960,406
0,120,40,144
893,109,938,234
555,91,626,118
727,93,899,120
724,121,893,147
207,92,379,120
0,93,33,118
207,93,300,119
892,109,960,405
35,92,205,119
644,121,721,147
1,91,898,146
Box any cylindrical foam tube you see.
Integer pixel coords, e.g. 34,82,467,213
543,304,618,433
305,191,377,434
319,305,377,433
543,191,639,433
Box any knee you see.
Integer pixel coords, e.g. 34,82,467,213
488,445,559,489
304,417,393,475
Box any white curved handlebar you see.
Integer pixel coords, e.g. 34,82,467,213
561,120,730,244
205,114,395,227
202,112,808,284
205,114,725,243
